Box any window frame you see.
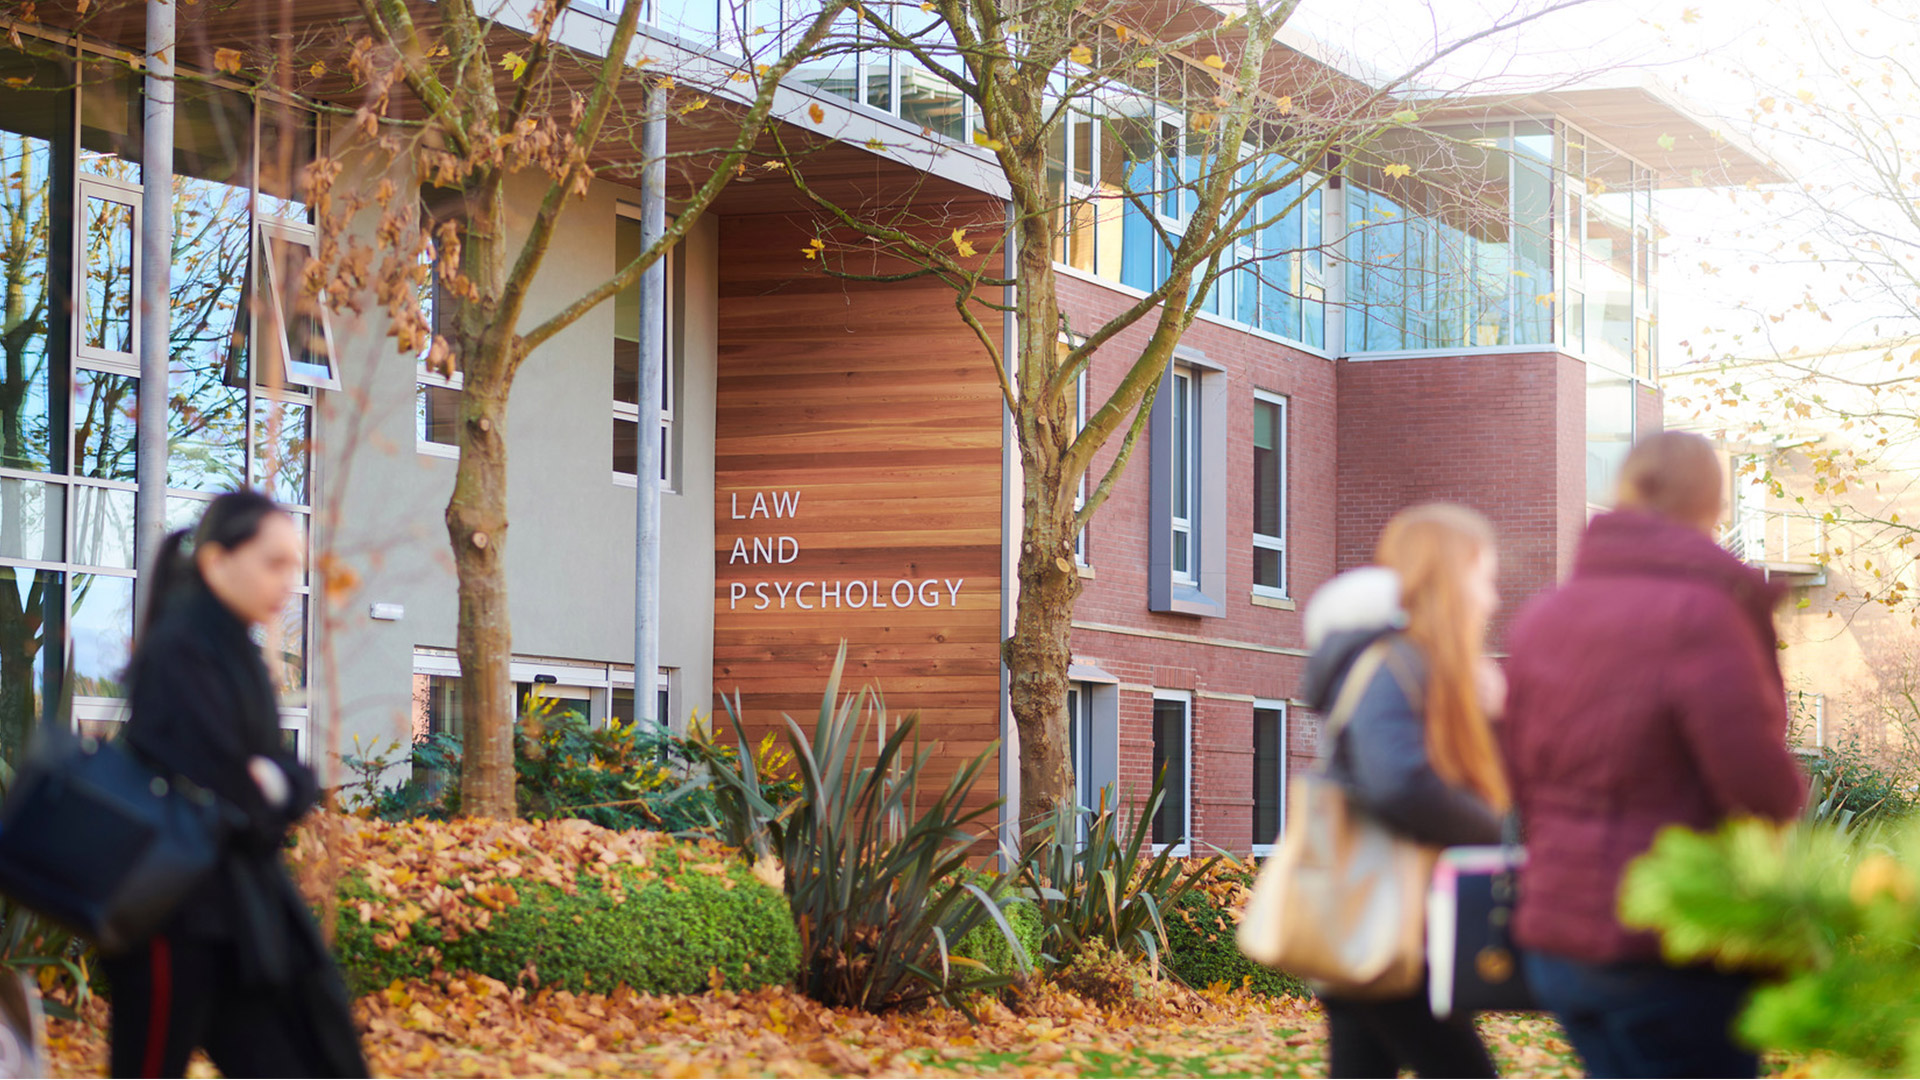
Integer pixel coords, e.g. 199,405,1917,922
1150,688,1193,857
254,217,341,392
73,175,143,374
612,207,676,492
1251,698,1288,856
1252,390,1288,599
1169,365,1199,586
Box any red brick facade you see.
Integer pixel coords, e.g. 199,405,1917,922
1058,282,1600,854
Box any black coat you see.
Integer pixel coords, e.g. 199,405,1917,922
1304,627,1502,849
123,585,324,986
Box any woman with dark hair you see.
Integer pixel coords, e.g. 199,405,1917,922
1503,431,1805,1078
102,490,366,1077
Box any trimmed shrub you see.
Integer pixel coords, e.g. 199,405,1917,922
1163,859,1310,998
954,893,1043,979
294,815,798,999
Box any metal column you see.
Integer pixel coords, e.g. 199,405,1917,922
134,0,176,618
634,87,666,727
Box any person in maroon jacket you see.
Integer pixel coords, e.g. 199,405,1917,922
1503,431,1806,1079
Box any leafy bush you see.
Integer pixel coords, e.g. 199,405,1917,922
1620,817,1920,1076
338,704,799,833
1019,774,1220,971
1162,859,1309,998
954,889,1043,980
293,814,798,999
1053,939,1155,1008
1800,723,1920,831
690,643,1029,1012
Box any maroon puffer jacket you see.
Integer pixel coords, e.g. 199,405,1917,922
1503,509,1807,964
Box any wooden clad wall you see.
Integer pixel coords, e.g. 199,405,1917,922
713,210,1005,817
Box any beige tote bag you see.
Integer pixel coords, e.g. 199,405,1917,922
1236,643,1438,999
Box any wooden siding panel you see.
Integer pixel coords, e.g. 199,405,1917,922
713,210,1005,824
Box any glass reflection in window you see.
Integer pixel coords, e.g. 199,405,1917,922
70,572,134,699
74,369,138,481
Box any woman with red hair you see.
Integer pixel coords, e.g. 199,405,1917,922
1304,503,1509,1077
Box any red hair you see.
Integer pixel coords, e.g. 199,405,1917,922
1374,504,1510,811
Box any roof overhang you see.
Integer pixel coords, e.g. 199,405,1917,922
1426,79,1788,189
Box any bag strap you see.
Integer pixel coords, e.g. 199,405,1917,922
1322,641,1392,745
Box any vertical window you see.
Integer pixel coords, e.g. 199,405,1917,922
415,232,463,455
1253,700,1287,851
1170,366,1198,585
1151,692,1191,852
256,223,338,390
613,212,676,489
1066,682,1095,813
1253,393,1287,596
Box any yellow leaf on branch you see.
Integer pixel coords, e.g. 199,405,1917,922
1202,54,1226,70
214,47,243,74
808,102,825,124
500,51,528,80
1383,162,1412,179
802,237,825,260
952,228,977,258
1070,45,1093,65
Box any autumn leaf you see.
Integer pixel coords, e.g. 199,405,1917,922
807,102,825,124
1069,45,1093,65
802,237,825,260
1202,54,1226,70
1275,95,1293,115
971,130,1004,151
500,51,528,80
1135,56,1160,69
730,70,751,83
214,47,244,74
1682,6,1701,23
1383,162,1412,179
308,60,327,79
951,228,976,258
1657,133,1676,151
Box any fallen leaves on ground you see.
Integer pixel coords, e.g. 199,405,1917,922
44,972,1615,1079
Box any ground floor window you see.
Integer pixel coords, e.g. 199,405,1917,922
1252,700,1287,852
1151,691,1191,853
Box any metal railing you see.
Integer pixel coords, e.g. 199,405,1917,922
1725,507,1827,566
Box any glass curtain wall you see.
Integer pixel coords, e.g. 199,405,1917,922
0,39,320,758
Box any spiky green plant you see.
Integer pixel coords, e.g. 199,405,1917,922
689,643,1029,1012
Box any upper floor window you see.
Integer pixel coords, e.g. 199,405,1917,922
1169,366,1198,586
613,211,678,490
1252,392,1287,597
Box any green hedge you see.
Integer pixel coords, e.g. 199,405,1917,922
1164,863,1310,998
953,893,1044,978
329,847,799,998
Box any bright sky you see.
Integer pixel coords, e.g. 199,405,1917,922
1291,0,1920,386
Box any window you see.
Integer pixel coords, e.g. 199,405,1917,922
415,233,463,456
1066,682,1095,814
1587,363,1635,508
0,43,319,751
1253,393,1287,596
1151,692,1191,853
1252,700,1287,852
1170,366,1198,585
613,212,676,489
1151,361,1223,616
256,221,339,390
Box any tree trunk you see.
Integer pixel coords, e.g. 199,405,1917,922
1008,529,1080,833
448,372,516,819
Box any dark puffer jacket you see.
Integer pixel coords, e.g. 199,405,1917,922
1502,509,1807,964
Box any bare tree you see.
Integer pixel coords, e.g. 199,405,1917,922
771,0,1596,827
275,0,852,817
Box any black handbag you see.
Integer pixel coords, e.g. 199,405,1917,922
1427,830,1536,1019
0,733,236,954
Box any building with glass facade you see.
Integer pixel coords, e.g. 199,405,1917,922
0,3,1778,853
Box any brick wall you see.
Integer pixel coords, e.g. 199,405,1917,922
1058,275,1335,854
1335,351,1589,640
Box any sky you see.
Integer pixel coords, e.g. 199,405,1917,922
1289,0,1920,395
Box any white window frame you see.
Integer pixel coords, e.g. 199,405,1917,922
1251,698,1288,856
613,208,675,492
414,235,462,458
1170,365,1199,586
1252,391,1288,599
74,176,143,374
1150,688,1193,857
255,218,341,391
